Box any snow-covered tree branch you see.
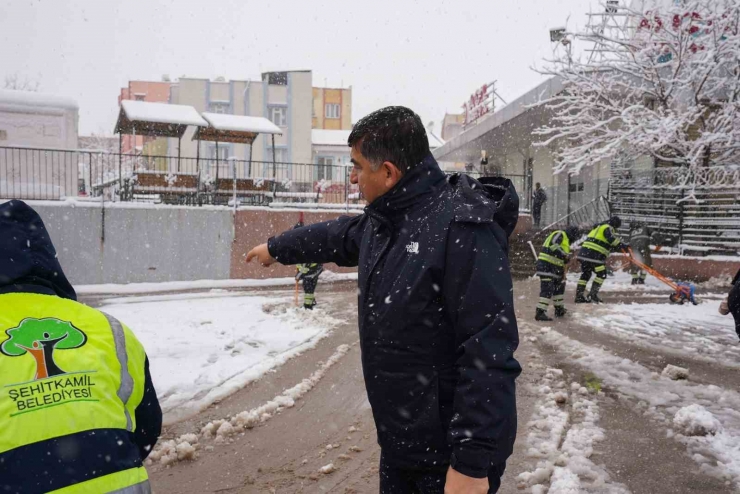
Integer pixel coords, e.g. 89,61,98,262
534,0,740,174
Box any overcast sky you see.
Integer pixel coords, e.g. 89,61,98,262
0,0,597,136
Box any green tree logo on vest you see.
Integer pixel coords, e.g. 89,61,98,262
1,318,87,380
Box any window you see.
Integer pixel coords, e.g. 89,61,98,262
209,102,230,114
568,182,584,193
0,129,6,141
267,147,288,163
317,156,334,181
268,106,288,127
208,144,229,161
325,103,340,119
266,72,288,85
134,94,145,101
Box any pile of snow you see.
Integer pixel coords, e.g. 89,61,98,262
101,292,342,423
319,463,337,474
567,269,665,292
674,405,722,437
662,364,690,381
148,433,200,466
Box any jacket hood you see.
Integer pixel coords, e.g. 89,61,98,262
447,174,520,237
0,200,76,301
366,154,447,219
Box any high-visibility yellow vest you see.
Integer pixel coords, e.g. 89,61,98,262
0,293,150,493
538,230,570,267
582,224,620,256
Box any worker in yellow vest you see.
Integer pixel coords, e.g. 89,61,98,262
575,216,629,304
0,200,161,494
535,226,581,321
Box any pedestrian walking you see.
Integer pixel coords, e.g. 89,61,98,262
575,216,629,304
535,226,582,321
246,106,520,494
532,183,547,229
0,200,162,493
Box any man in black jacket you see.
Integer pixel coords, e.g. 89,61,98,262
247,107,521,494
720,268,740,340
0,200,162,493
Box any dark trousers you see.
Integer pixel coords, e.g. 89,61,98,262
532,207,542,228
302,275,318,306
537,276,565,311
379,455,506,494
578,262,607,296
729,284,740,339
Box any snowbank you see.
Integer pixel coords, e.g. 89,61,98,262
76,271,357,295
101,292,343,423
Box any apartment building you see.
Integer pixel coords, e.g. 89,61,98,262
118,79,172,154
312,87,352,130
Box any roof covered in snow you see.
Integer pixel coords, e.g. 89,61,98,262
0,89,78,110
312,129,351,146
202,113,282,135
120,100,207,127
115,100,207,138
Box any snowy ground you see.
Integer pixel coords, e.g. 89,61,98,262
101,291,343,424
579,301,740,368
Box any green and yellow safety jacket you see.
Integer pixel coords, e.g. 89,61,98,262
536,230,571,278
577,223,625,264
0,293,161,494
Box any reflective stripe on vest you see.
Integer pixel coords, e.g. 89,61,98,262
538,252,565,267
48,468,150,494
0,293,149,491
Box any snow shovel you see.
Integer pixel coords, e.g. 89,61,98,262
625,248,698,305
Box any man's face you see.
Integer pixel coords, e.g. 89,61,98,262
349,145,401,204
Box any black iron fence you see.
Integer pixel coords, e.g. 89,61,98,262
609,165,740,254
1,146,493,209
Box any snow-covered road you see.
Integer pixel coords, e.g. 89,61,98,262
101,291,343,423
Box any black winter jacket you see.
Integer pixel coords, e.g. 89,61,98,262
268,156,521,478
0,200,162,491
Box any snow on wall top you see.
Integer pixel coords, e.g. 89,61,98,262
0,89,78,110
202,113,282,135
311,129,351,146
428,131,445,149
121,100,207,127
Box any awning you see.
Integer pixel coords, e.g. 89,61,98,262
193,113,283,144
114,100,207,138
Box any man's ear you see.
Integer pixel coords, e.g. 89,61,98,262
382,161,403,187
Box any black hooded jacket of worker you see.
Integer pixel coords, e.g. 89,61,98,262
267,155,521,478
729,268,740,338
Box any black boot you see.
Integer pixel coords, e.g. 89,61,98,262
575,286,590,304
554,306,568,318
631,278,639,285
589,288,604,304
535,308,553,321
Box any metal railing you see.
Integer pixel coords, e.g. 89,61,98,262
609,165,740,253
543,196,611,231
1,146,495,209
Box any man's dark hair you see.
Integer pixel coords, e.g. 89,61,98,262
348,106,430,174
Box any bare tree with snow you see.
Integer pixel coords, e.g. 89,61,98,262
535,0,740,174
3,74,39,92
